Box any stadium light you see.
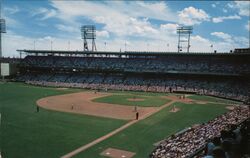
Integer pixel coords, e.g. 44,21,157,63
177,26,193,53
81,25,97,52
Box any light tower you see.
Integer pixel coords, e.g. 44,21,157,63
177,26,192,53
0,0,6,57
81,25,96,52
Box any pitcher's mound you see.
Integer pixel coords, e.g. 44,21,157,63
100,148,136,158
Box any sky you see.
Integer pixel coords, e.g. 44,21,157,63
1,0,250,57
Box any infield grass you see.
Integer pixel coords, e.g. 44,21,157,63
93,94,171,107
74,102,228,158
0,82,127,158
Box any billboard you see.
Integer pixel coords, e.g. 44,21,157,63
1,63,10,76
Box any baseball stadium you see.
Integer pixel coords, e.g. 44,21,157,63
0,1,250,158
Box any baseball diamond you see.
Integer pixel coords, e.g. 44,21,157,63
1,1,250,158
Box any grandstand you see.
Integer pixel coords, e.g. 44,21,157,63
16,49,250,103
1,48,249,158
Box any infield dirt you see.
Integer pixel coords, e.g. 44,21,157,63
37,92,156,120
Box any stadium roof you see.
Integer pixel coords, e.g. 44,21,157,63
17,49,250,57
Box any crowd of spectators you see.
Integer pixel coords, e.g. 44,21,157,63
21,55,250,75
17,55,250,102
17,72,250,102
150,106,250,158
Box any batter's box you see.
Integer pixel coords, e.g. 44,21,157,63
100,148,136,158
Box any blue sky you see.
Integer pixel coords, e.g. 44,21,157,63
2,0,250,57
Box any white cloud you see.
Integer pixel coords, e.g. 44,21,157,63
190,35,214,52
191,35,210,43
4,6,20,14
31,1,180,51
2,6,21,28
212,15,241,23
94,16,158,36
160,23,179,35
227,1,250,16
49,1,163,37
134,1,177,22
233,36,249,46
178,6,210,25
50,1,177,23
37,36,55,42
96,30,110,38
55,24,78,33
3,16,19,27
245,21,250,31
235,1,249,16
227,3,235,9
210,32,249,49
211,32,232,42
222,8,228,13
32,7,57,20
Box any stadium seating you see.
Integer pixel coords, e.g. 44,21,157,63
21,55,250,74
16,54,250,102
150,106,249,158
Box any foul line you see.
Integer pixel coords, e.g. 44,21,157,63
61,100,175,158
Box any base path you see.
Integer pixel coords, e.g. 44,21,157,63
60,100,175,158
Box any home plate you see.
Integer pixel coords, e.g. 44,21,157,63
100,148,136,158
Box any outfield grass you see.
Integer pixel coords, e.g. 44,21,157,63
74,102,228,158
0,82,127,158
93,94,171,107
188,95,241,104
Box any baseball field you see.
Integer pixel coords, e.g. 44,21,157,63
0,82,237,158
